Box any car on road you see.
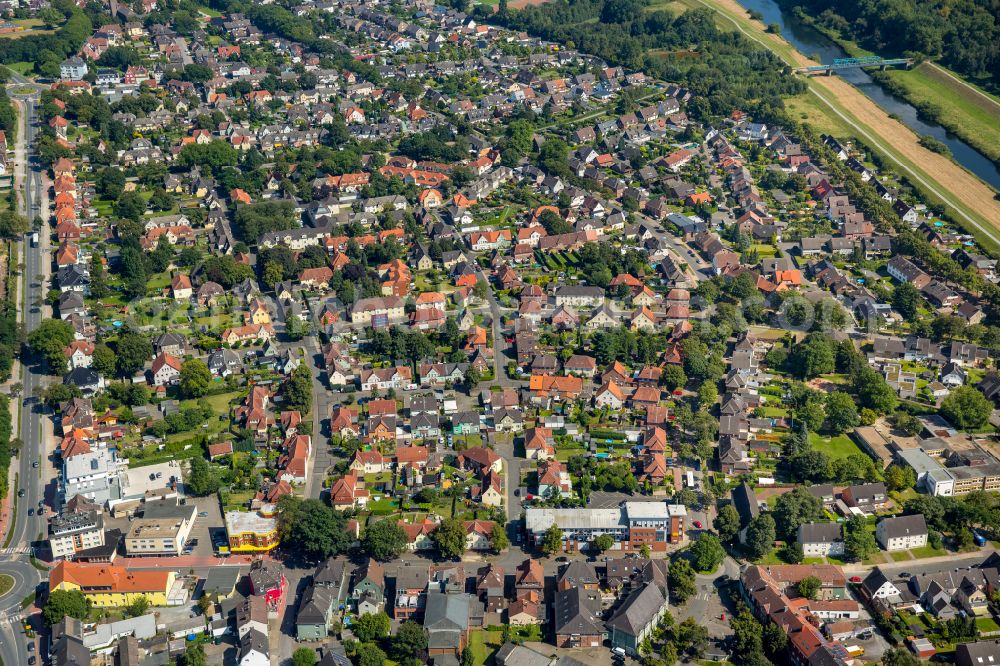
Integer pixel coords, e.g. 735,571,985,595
32,461,38,468
693,520,703,528
17,488,24,497
899,572,912,578
27,508,33,516
27,644,33,652
555,556,568,562
850,576,862,583
28,657,35,665
199,511,208,517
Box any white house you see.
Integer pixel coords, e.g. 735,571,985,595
876,514,928,551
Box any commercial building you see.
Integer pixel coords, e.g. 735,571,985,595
49,509,105,560
225,510,279,552
50,561,175,607
61,448,121,506
896,449,954,496
525,502,685,553
124,505,196,557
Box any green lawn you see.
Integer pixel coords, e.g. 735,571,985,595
890,551,912,562
466,630,502,666
181,390,240,415
976,617,1000,633
5,62,33,75
808,432,864,460
910,544,948,559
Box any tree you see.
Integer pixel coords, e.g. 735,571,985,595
891,282,921,319
690,533,725,573
852,366,897,413
788,334,835,378
941,386,992,431
277,497,352,562
772,487,824,541
353,611,390,642
883,648,920,666
393,621,428,660
824,391,860,434
197,596,212,616
673,616,708,657
181,645,207,666
844,515,878,561
283,364,313,414
357,644,388,666
125,595,150,617
42,589,90,626
115,332,152,377
491,522,509,552
668,558,697,603
593,534,615,554
363,519,408,561
432,517,468,560
744,514,776,560
541,523,563,556
0,210,29,238
291,649,316,666
663,365,687,391
885,464,917,492
186,456,220,496
28,319,74,373
92,345,116,377
179,359,212,398
796,575,821,600
114,191,146,222
714,504,741,542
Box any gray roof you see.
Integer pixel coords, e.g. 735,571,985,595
797,522,843,544
203,567,240,595
605,583,665,636
878,514,927,540
424,591,471,650
731,482,759,527
956,640,1000,666
296,583,333,625
239,628,269,657
553,587,603,636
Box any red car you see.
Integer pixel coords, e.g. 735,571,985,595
850,576,862,583
693,520,703,528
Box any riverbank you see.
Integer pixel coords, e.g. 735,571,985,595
788,15,1000,169
689,0,1000,252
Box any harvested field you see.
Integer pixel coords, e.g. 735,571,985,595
509,0,551,8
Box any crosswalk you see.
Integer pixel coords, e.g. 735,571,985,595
0,546,30,556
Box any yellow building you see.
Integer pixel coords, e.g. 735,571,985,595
225,510,279,553
50,562,175,607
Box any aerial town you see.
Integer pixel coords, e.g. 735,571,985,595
0,0,997,665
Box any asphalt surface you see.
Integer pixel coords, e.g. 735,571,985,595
0,80,50,666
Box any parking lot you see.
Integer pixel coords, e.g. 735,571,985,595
183,494,225,557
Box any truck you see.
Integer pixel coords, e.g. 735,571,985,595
685,470,695,488
845,646,864,658
30,232,38,247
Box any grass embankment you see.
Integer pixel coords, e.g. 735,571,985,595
0,574,13,597
793,20,1000,168
878,63,1000,167
690,0,1000,253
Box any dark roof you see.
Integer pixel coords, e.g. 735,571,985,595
731,482,759,527
604,584,665,636
296,583,333,625
552,587,603,636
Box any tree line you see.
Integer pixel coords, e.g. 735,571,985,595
780,0,1000,93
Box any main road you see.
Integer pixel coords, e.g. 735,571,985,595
0,80,52,666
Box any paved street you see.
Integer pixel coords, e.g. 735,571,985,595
0,79,54,666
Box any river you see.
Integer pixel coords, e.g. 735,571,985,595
733,0,1000,191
